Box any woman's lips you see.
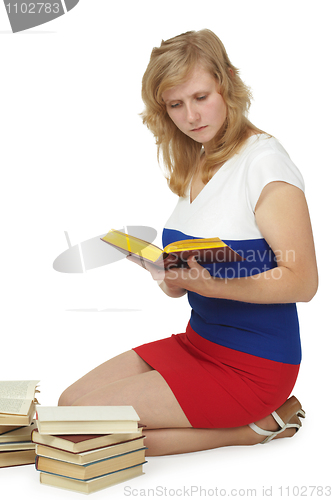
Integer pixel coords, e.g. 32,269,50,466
191,126,207,132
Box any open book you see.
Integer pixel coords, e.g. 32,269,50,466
0,380,39,426
101,229,244,270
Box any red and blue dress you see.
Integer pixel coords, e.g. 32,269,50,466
133,134,305,428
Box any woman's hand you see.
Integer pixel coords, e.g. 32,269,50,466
126,255,187,298
126,254,165,283
163,256,214,296
126,254,215,297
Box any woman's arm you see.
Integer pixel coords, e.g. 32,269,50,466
162,182,318,304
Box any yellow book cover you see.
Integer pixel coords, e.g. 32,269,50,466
101,229,243,269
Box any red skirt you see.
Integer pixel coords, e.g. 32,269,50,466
133,322,300,428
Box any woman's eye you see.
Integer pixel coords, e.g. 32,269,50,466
197,95,207,101
170,103,180,109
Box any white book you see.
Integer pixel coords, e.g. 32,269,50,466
36,406,140,435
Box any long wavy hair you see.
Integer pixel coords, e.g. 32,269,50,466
141,29,264,197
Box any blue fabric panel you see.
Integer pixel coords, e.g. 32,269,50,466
162,228,301,364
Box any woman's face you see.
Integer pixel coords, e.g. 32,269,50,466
162,65,227,148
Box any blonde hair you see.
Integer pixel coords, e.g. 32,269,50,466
141,29,263,197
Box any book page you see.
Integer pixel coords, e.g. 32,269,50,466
0,381,39,415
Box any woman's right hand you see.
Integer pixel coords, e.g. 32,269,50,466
126,255,187,298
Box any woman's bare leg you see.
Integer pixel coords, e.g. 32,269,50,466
66,369,192,429
58,350,153,406
144,418,297,456
58,350,191,428
58,350,298,456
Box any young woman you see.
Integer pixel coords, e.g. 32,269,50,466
58,30,318,456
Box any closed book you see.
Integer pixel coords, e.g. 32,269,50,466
0,449,36,468
0,442,35,452
0,424,23,435
32,427,143,453
36,447,147,480
0,421,36,444
36,436,145,464
36,406,140,435
39,463,145,494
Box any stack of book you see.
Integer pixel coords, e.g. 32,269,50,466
0,380,40,468
33,405,147,494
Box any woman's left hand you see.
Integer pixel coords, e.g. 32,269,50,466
164,255,214,296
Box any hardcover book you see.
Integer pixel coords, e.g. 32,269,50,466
101,229,244,269
32,427,143,453
39,463,145,494
36,447,147,480
36,406,140,435
35,435,145,465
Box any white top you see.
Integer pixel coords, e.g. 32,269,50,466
164,134,305,242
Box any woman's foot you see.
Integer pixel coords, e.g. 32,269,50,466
249,396,305,444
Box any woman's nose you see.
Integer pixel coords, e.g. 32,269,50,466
186,103,199,123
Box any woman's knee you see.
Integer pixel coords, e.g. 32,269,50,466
58,384,80,406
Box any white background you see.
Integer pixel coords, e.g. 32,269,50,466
0,0,332,498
